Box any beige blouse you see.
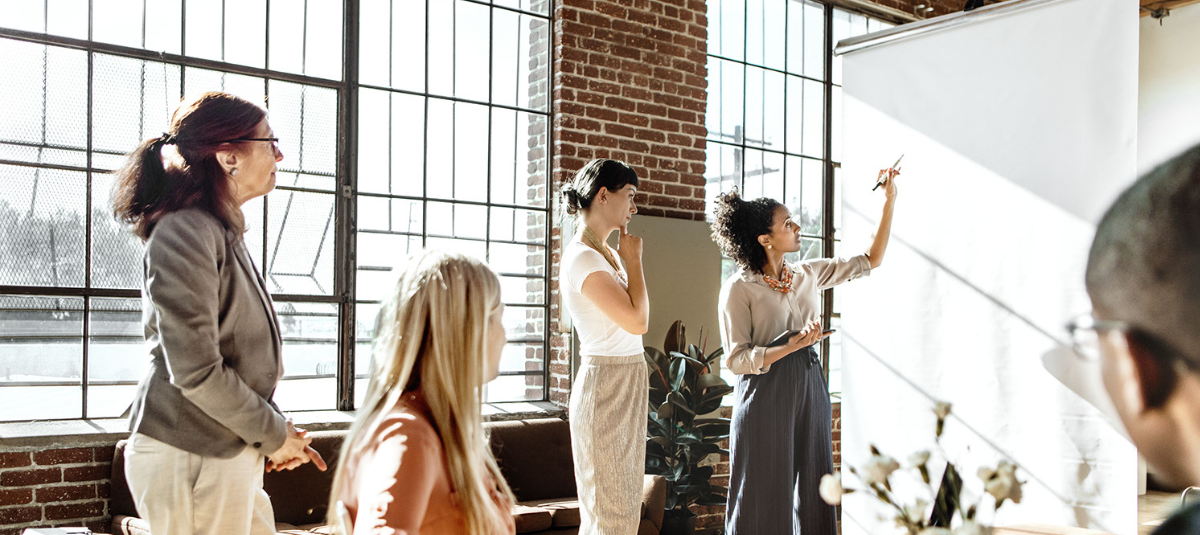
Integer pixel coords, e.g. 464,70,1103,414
718,254,872,375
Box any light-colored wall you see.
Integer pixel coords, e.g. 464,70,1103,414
628,214,723,355
1138,3,1200,174
559,213,723,365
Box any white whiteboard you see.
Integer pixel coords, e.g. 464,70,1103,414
837,0,1138,533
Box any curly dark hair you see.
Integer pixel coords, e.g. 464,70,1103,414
710,189,783,275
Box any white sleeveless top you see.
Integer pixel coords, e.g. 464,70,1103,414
560,239,644,357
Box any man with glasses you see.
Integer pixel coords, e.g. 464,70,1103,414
1079,142,1200,534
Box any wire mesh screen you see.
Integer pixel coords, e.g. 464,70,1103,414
0,0,553,420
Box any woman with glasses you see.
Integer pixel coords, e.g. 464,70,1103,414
711,167,899,535
112,91,324,535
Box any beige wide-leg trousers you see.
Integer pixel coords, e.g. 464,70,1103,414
124,432,275,535
569,353,650,535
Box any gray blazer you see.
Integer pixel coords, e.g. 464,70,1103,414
127,208,288,459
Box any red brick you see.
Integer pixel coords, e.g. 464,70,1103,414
0,505,41,524
44,500,104,521
36,484,96,503
62,465,107,483
33,448,93,466
1,467,61,487
0,452,31,469
0,488,33,505
92,447,114,464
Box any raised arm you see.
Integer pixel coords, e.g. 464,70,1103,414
866,167,899,269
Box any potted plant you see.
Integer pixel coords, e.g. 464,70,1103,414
645,321,735,535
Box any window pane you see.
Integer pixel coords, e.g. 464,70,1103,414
93,54,181,163
454,102,489,202
0,166,86,287
0,40,88,168
268,0,343,79
184,67,266,108
269,81,338,184
91,174,145,290
455,1,490,102
747,0,785,70
266,190,335,295
87,297,143,417
745,66,783,150
225,0,267,69
427,0,454,97
0,295,83,420
485,374,542,403
273,301,338,411
719,0,746,62
498,342,543,375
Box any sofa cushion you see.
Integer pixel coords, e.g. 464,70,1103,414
517,497,580,527
486,418,576,502
512,505,555,533
262,431,344,525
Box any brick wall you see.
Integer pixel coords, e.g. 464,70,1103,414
0,445,114,535
547,0,712,407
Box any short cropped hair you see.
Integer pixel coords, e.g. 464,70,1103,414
1085,143,1200,366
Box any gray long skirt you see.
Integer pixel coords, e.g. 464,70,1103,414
726,344,837,535
569,353,650,535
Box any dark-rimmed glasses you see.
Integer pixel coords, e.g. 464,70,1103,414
221,137,280,151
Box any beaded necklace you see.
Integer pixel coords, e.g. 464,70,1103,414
580,226,628,286
762,264,793,294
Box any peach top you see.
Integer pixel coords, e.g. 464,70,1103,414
339,393,515,535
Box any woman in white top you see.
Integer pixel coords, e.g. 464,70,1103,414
559,159,649,535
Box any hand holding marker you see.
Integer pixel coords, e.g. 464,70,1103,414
873,154,904,191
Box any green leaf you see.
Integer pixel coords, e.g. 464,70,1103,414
698,372,730,391
704,346,725,367
674,429,703,444
664,320,686,355
667,391,695,415
668,358,689,392
656,400,674,420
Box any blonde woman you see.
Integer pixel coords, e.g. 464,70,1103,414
329,250,516,535
559,159,649,534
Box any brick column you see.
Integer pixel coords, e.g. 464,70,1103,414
547,0,710,407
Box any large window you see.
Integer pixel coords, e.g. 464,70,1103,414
705,0,890,394
0,0,552,422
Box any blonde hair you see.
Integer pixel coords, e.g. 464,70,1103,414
329,250,515,534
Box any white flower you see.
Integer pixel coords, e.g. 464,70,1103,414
955,520,992,535
909,450,931,467
862,454,901,486
819,473,844,505
918,528,952,535
903,498,930,521
978,461,1023,505
933,401,952,420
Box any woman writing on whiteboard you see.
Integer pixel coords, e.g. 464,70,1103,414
712,166,899,535
559,159,649,534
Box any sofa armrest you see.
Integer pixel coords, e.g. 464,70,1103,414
641,475,666,532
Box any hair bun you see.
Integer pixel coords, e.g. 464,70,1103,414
561,185,582,215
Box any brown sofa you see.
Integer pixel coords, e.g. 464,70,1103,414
108,418,666,535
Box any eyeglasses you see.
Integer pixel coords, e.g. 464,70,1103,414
1064,313,1129,361
221,137,280,151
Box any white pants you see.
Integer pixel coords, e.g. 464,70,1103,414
124,433,275,535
